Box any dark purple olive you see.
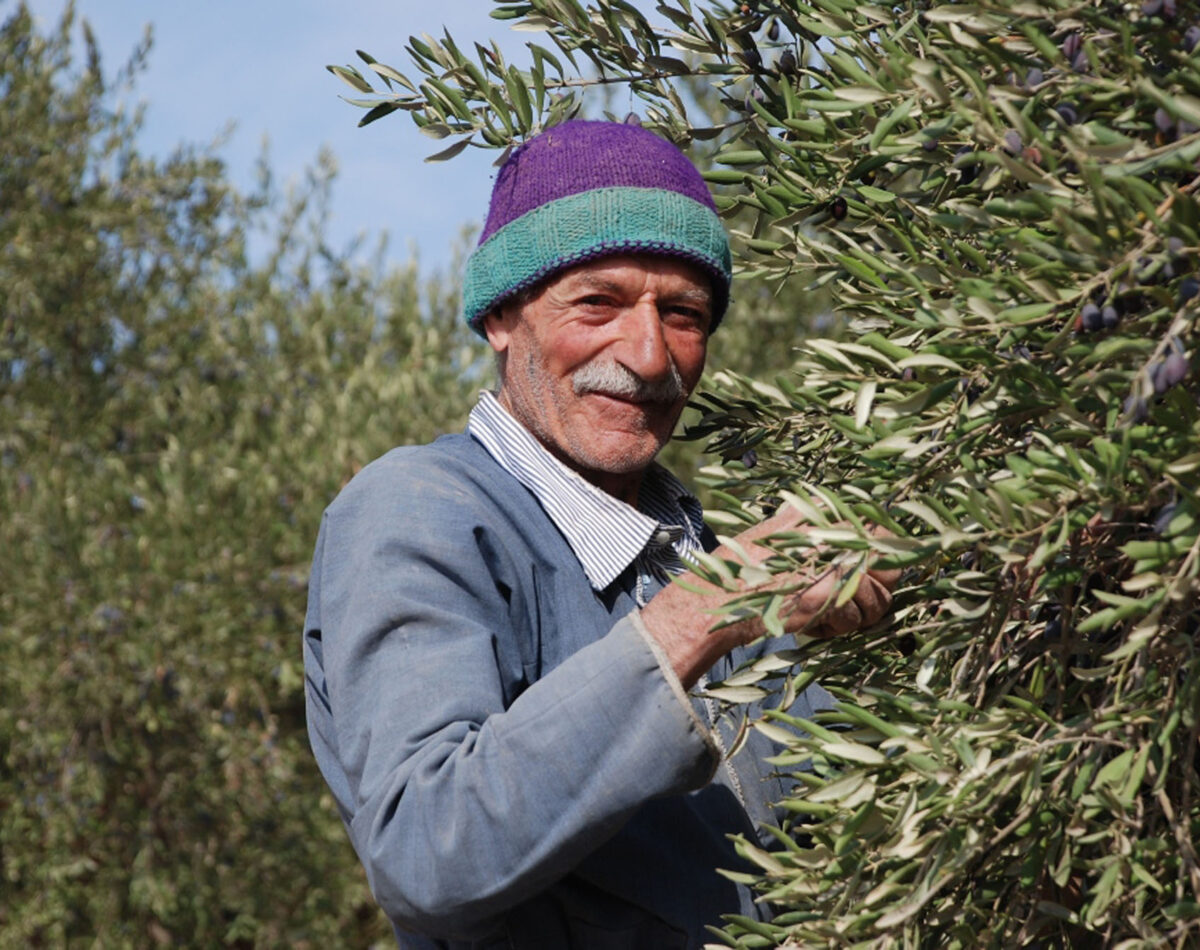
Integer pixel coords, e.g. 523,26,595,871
1061,33,1081,60
955,146,979,184
742,449,758,468
1026,67,1044,88
623,112,641,126
1004,129,1023,155
829,195,848,220
1117,287,1146,314
1152,360,1171,394
1142,0,1163,14
922,137,938,152
1154,502,1178,536
1163,352,1189,387
778,48,797,75
767,18,780,41
1072,50,1088,72
1102,305,1120,329
1149,354,1187,394
1180,276,1200,303
1156,108,1175,134
1164,0,1177,17
1124,393,1149,421
1185,25,1200,52
1055,103,1079,125
1079,302,1103,332
1168,236,1186,256
738,46,763,69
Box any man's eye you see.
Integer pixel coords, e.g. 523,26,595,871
667,307,709,327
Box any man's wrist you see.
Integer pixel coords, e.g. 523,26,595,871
639,580,745,690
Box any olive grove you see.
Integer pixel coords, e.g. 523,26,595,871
0,4,483,944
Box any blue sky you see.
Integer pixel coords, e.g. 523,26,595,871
22,1,535,276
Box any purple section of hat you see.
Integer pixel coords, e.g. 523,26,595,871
477,120,717,244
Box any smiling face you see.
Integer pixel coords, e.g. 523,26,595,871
483,254,712,503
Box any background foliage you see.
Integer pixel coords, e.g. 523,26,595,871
334,0,1200,946
0,3,484,944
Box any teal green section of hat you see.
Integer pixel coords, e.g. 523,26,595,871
462,186,732,334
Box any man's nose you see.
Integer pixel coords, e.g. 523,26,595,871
614,300,673,382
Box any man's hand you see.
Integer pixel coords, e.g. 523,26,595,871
640,505,901,689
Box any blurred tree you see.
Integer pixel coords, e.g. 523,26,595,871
0,3,485,945
341,0,1200,945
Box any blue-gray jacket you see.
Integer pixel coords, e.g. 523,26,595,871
303,433,830,948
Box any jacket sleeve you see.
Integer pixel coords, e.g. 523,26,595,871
302,453,719,940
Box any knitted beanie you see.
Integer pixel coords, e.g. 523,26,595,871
461,120,732,336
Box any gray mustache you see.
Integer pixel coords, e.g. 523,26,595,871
572,359,684,403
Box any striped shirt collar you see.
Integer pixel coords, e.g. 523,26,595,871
468,390,705,591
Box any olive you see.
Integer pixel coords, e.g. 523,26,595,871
1055,103,1079,125
1124,393,1149,421
1151,359,1171,394
955,146,979,184
1153,502,1177,536
1078,302,1103,332
738,46,762,70
1162,352,1189,388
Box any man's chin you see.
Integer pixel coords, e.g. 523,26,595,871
571,438,668,477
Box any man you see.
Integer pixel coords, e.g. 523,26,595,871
303,120,896,948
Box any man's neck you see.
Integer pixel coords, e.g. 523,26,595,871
535,440,644,507
581,468,642,508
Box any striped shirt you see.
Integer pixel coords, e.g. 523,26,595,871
468,390,705,602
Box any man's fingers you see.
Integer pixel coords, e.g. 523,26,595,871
781,569,894,640
854,574,894,626
866,564,904,591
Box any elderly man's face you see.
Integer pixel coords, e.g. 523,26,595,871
484,254,712,499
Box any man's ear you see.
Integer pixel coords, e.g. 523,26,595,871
482,306,515,355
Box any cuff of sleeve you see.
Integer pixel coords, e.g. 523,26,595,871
627,609,721,783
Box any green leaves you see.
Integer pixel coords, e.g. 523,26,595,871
1,9,491,945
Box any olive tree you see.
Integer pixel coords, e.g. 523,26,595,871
336,0,1200,945
1,4,484,944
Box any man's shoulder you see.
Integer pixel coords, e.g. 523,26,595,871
330,433,497,511
326,433,556,544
